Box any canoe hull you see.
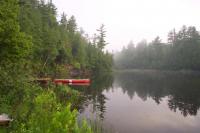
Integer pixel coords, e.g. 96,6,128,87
53,79,90,84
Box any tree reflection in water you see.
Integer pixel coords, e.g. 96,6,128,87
79,71,200,121
76,73,114,120
115,71,200,117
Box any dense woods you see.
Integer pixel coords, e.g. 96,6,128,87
18,0,112,76
2,0,200,132
0,0,112,132
115,26,200,70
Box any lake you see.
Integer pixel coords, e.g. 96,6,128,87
78,70,200,133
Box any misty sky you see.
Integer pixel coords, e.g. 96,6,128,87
53,0,200,51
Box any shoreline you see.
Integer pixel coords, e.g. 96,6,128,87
113,69,200,75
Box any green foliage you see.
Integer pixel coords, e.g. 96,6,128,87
54,65,69,78
0,0,112,132
12,89,92,133
73,62,81,69
115,26,200,71
54,85,82,107
0,0,32,119
17,0,112,76
0,0,32,63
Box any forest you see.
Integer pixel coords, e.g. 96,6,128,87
0,0,112,132
115,26,200,70
2,0,200,132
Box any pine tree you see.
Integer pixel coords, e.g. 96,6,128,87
67,16,77,34
97,24,107,50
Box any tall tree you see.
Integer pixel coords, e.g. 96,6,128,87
67,15,77,34
60,12,67,27
97,24,107,50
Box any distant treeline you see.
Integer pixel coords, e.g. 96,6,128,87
115,26,200,70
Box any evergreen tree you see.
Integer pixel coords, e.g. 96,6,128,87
67,15,77,34
97,24,107,50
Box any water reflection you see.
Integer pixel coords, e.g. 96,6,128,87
80,71,200,133
114,71,200,117
79,73,113,120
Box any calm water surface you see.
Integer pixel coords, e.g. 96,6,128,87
78,71,200,133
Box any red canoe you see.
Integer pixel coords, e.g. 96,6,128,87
53,79,90,84
68,83,90,86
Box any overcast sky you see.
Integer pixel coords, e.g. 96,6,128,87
53,0,200,51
